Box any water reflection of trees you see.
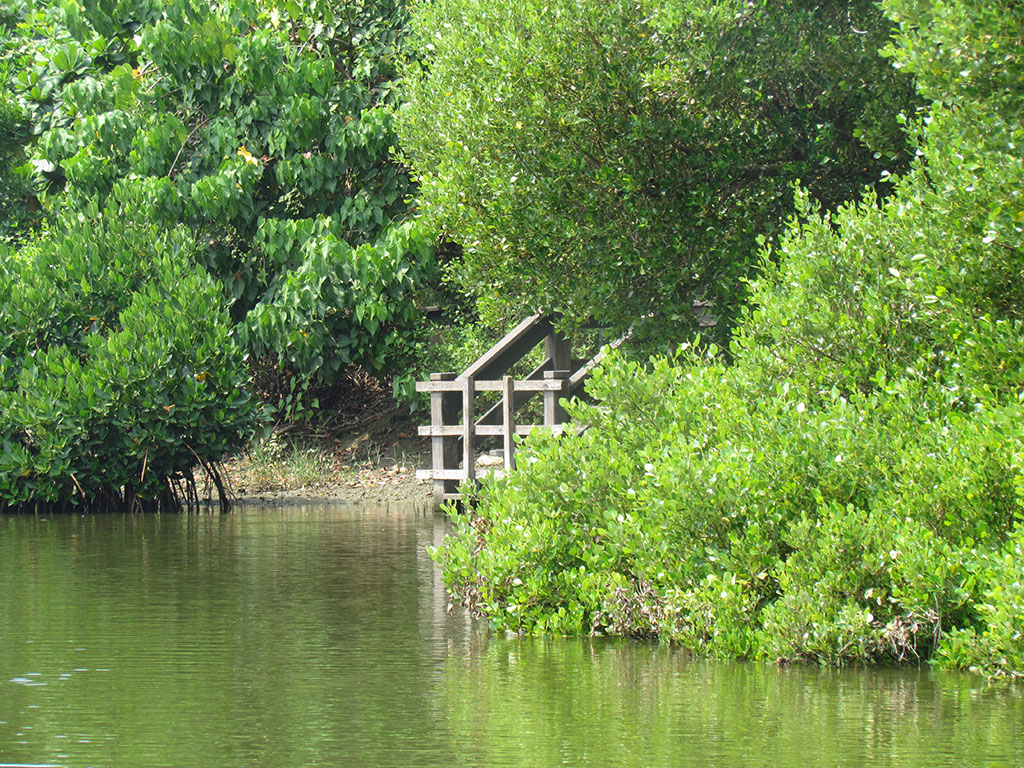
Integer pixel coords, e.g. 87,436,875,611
2,511,1021,768
440,637,1024,767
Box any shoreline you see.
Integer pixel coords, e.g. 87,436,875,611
218,391,437,509
227,463,433,508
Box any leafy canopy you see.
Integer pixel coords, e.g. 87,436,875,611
396,0,916,343
0,183,258,510
10,0,437,390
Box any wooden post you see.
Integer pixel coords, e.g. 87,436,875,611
545,329,572,372
463,375,477,483
502,375,516,471
431,372,459,508
543,369,570,428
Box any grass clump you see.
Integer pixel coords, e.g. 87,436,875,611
227,436,338,494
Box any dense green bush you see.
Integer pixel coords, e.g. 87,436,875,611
937,528,1024,678
0,0,444,509
433,0,1024,678
396,0,916,344
0,184,257,510
8,0,437,395
438,360,1023,665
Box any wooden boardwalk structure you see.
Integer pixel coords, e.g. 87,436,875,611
416,313,611,508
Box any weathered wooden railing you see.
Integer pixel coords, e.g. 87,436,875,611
416,313,605,508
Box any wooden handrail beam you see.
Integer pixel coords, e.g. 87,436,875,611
417,468,509,481
458,313,554,381
417,468,474,481
419,424,567,438
417,378,567,393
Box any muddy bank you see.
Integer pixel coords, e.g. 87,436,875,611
229,460,432,507
220,380,436,508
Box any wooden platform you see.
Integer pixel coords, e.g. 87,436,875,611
416,313,617,508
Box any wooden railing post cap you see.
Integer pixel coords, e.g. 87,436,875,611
543,369,570,379
431,372,457,381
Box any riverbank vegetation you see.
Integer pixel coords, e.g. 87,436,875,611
429,0,1024,679
396,0,918,344
0,190,257,511
2,0,1022,681
0,0,441,510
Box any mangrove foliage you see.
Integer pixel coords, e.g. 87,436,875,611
396,0,918,345
431,0,1024,679
0,0,438,510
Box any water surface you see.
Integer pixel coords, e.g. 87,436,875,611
1,507,1021,767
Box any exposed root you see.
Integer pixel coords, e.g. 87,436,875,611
591,578,668,638
880,610,942,662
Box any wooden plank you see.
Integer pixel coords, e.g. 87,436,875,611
498,379,566,391
545,330,572,373
459,313,553,381
428,374,460,512
420,424,563,437
418,468,514,481
543,370,569,427
502,375,516,471
441,385,461,501
429,372,457,508
417,469,469,481
420,425,471,437
418,379,566,393
463,375,476,483
419,424,505,437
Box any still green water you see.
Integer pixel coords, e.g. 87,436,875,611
0,506,1021,768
